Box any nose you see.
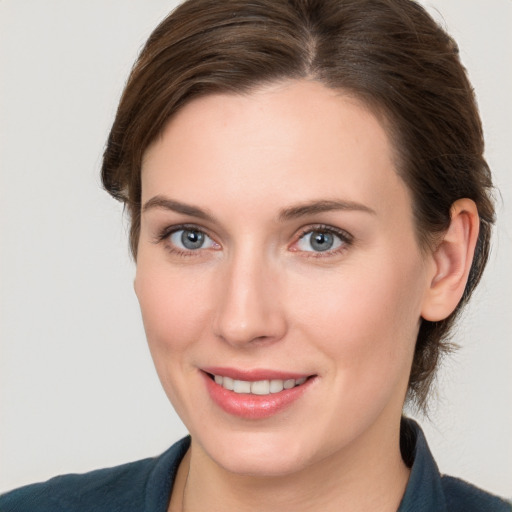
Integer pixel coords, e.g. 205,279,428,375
212,248,287,348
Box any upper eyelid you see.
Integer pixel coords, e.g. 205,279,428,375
295,224,353,241
290,224,354,254
152,226,197,251
156,223,213,241
171,228,217,249
158,226,220,255
154,223,353,249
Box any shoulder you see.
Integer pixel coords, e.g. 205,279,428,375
399,418,511,512
0,457,155,512
0,437,190,512
441,475,512,512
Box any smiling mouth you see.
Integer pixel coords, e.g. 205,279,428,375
203,370,316,418
207,373,310,396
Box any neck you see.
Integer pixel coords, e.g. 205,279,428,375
173,415,410,512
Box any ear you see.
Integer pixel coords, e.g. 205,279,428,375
421,198,480,322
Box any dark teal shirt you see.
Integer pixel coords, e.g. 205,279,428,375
1,419,510,511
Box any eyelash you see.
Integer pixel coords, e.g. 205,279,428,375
154,223,353,258
154,224,218,258
293,224,353,258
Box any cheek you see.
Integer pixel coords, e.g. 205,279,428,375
291,255,425,387
134,261,218,423
134,261,211,362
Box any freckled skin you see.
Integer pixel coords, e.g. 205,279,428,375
135,80,435,510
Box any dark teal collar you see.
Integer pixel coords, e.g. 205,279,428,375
148,419,510,512
398,418,510,511
398,418,447,511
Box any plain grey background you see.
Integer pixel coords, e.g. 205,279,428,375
1,0,511,497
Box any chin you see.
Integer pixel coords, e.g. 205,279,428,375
194,428,314,478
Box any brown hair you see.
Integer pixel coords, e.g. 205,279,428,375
101,0,494,409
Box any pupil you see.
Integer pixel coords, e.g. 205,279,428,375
181,230,204,249
311,232,333,252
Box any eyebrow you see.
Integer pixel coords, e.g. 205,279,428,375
142,196,217,222
278,199,376,220
142,196,376,222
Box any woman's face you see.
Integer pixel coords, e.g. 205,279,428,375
135,80,433,476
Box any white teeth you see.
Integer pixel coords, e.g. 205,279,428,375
269,379,284,393
223,376,234,391
283,379,295,389
251,380,270,395
233,380,251,394
213,375,308,395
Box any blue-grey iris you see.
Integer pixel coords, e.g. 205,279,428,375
310,232,334,251
181,230,204,249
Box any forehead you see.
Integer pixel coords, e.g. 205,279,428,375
141,79,410,220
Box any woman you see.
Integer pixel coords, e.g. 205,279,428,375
1,0,510,510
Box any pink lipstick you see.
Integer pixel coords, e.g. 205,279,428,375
201,367,315,419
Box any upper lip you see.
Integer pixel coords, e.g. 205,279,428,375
202,367,313,381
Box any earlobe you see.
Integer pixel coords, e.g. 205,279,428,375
421,198,480,322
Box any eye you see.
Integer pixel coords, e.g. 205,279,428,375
167,228,218,252
295,227,350,254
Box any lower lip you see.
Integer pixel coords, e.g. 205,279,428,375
202,372,314,419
